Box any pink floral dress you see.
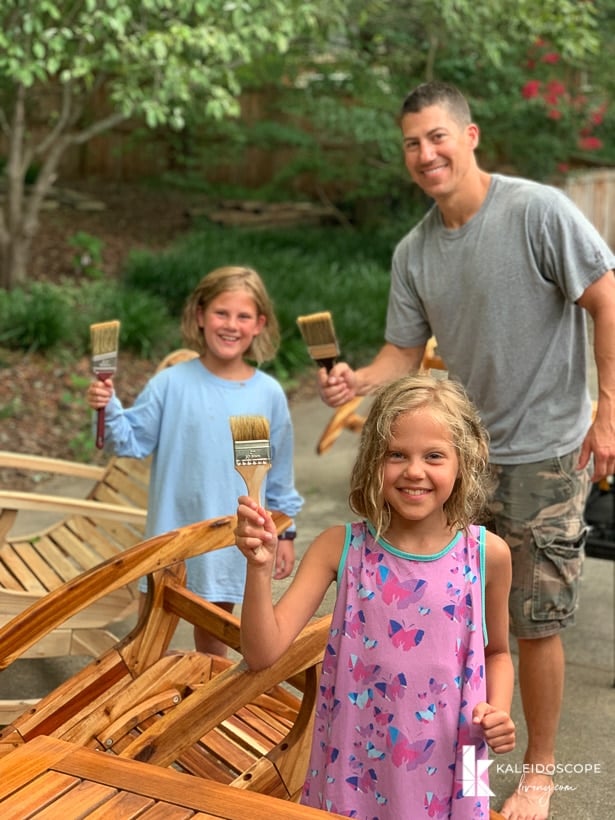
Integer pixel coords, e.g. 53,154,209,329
301,521,489,819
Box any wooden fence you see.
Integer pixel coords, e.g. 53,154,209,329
563,169,615,249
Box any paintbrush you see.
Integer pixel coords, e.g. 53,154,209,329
296,311,340,372
230,415,272,556
90,319,121,450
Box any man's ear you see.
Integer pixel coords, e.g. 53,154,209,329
467,122,480,149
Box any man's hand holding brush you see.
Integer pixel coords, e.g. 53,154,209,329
317,361,358,407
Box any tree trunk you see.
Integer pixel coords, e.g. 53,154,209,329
0,231,33,290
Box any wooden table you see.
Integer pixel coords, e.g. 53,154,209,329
0,736,344,819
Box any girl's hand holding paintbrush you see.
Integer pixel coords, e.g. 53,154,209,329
235,495,278,570
235,496,295,579
87,377,114,409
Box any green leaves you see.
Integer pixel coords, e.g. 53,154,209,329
0,0,333,121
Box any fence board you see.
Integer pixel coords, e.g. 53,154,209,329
563,169,615,249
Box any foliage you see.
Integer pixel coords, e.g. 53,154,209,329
0,281,72,350
122,219,420,377
68,231,105,279
168,0,605,212
0,279,175,357
0,0,344,289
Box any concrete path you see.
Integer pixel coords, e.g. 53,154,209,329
1,392,614,818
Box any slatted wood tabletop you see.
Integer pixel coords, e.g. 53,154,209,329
0,735,344,819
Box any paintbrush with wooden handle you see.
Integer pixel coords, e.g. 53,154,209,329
90,319,121,450
230,415,272,557
296,310,340,373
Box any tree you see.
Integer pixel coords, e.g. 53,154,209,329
203,0,604,215
0,0,340,289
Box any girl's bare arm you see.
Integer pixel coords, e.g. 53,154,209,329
235,497,342,669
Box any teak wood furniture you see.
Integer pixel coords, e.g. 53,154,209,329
0,511,332,806
0,734,345,818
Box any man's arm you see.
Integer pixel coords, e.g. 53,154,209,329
577,270,615,480
319,342,425,407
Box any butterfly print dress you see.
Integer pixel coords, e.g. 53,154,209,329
301,521,489,819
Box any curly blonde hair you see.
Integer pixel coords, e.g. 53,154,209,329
349,375,491,538
181,266,280,363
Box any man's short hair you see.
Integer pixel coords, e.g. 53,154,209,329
399,82,472,127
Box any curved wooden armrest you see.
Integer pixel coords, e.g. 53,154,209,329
0,451,106,481
317,397,365,455
0,510,292,669
0,490,147,525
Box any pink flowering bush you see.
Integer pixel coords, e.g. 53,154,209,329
518,39,608,170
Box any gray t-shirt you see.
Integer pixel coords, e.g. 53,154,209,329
386,174,615,464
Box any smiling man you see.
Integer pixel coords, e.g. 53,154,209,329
319,81,615,820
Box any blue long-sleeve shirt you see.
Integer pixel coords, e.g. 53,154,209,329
103,357,303,601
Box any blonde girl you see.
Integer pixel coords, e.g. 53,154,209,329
235,374,514,819
87,266,303,655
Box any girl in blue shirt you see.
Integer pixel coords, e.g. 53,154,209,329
87,266,303,655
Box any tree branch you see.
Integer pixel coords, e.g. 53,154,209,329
33,82,75,158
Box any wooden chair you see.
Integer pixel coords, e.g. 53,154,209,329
0,348,200,722
0,511,330,804
0,452,147,660
316,336,446,454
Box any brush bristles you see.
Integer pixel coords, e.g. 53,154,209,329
230,415,270,442
297,312,339,350
229,415,271,464
90,320,121,355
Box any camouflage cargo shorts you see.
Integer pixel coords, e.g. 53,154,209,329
484,449,591,639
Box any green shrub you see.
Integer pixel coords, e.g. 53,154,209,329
0,282,72,351
68,231,105,279
121,221,408,373
76,282,178,358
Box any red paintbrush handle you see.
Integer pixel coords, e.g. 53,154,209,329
94,371,113,450
96,407,106,449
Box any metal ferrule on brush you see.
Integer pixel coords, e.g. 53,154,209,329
234,440,272,464
92,352,117,373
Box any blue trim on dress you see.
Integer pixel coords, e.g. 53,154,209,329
366,520,462,561
336,523,353,586
478,525,488,645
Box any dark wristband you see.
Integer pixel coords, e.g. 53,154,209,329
279,529,297,541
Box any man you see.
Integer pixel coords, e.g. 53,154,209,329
319,81,615,820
